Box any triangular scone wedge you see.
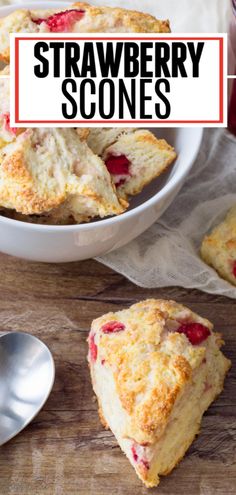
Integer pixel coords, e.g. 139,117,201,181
88,129,176,200
0,2,170,63
201,204,236,286
88,299,231,488
0,128,126,222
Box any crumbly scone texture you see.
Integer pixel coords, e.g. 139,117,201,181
88,299,230,487
201,205,236,286
93,129,176,199
0,74,88,149
87,128,135,157
0,2,170,63
0,128,126,221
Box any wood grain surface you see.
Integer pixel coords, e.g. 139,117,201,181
0,253,235,495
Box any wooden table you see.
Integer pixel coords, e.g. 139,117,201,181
0,253,235,495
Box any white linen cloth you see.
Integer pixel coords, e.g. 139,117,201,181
98,129,236,299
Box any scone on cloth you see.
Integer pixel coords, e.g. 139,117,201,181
201,205,236,286
0,2,170,63
88,299,230,488
0,128,126,222
88,128,176,199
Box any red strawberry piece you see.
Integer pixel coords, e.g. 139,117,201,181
232,261,236,278
101,321,125,334
177,323,211,345
101,359,105,365
33,9,84,32
89,334,97,362
105,154,131,176
1,113,17,135
140,459,150,470
131,445,138,462
115,178,126,187
131,444,149,470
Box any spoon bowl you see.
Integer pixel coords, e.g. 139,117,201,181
0,332,55,446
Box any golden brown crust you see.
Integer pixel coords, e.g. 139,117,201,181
0,51,9,64
0,148,65,214
73,2,170,33
98,405,109,429
76,128,90,141
91,299,216,444
0,128,125,219
89,298,231,488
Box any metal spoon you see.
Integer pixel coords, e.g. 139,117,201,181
0,331,55,446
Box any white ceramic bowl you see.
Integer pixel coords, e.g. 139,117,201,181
0,127,202,262
0,3,203,262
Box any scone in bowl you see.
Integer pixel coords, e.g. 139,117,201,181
0,128,202,262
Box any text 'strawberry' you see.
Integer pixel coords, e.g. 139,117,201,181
105,154,131,176
101,321,126,334
33,9,84,32
177,323,210,345
89,334,97,362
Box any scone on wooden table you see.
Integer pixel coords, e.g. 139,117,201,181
88,299,230,488
0,128,126,222
201,205,236,286
0,2,170,63
89,129,176,199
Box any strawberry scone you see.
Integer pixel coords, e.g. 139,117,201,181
88,129,176,199
201,205,236,286
0,2,170,63
88,299,230,488
0,127,126,222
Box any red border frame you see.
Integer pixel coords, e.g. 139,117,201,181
14,36,224,124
